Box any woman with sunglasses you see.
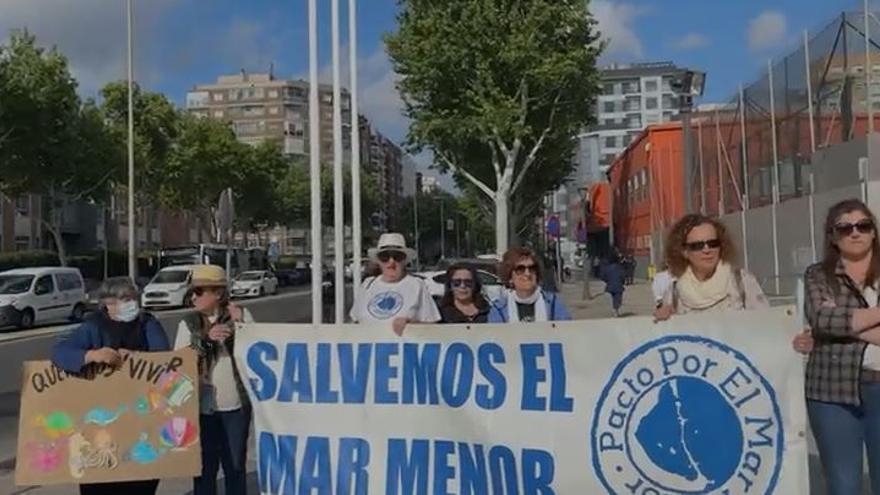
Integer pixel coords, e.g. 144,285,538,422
350,233,440,334
174,265,253,495
802,199,880,494
52,277,168,495
488,247,571,323
438,263,490,324
654,214,768,321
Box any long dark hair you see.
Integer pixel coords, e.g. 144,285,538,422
440,263,488,309
821,199,880,291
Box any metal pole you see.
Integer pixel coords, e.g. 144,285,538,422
413,186,420,271
739,85,751,209
697,119,706,214
349,0,363,295
867,0,875,133
126,0,136,281
331,0,344,323
456,214,460,257
768,60,781,295
439,199,445,260
804,31,817,154
682,113,694,213
715,109,724,214
308,0,323,324
741,194,750,271
809,173,817,262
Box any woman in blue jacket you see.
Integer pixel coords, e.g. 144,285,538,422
51,277,169,495
488,247,571,322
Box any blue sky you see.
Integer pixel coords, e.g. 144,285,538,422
0,0,865,167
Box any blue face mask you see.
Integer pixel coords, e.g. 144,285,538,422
113,300,140,323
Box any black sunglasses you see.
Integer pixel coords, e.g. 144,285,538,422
451,278,474,289
378,251,406,263
684,239,722,252
833,220,875,237
514,264,538,275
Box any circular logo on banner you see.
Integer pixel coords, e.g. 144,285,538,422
367,291,404,320
591,335,783,494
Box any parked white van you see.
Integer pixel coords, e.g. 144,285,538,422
0,267,88,329
141,265,196,310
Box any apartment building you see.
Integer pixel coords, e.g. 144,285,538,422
593,62,691,172
186,70,351,161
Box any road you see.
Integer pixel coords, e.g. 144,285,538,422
0,285,351,480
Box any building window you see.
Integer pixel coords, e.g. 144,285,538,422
645,97,658,110
605,136,618,148
603,101,616,113
623,134,632,147
243,106,264,117
644,80,659,92
322,93,333,104
646,113,660,125
15,196,28,215
662,95,677,110
603,83,616,95
626,115,642,128
622,80,640,94
212,92,224,102
15,236,30,251
268,89,279,99
213,110,224,118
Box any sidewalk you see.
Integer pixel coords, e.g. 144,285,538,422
558,277,656,320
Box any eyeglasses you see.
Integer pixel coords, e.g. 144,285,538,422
834,220,875,237
378,251,406,263
192,288,216,297
451,278,474,289
684,239,722,252
514,264,538,275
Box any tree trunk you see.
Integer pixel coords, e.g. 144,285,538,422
494,192,509,257
40,218,67,266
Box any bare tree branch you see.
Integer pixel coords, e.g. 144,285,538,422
438,152,494,199
69,168,117,202
511,92,562,195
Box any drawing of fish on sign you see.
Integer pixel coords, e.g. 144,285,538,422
83,406,127,426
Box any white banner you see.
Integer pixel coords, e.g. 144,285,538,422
235,308,808,495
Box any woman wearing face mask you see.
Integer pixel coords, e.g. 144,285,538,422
438,263,490,324
488,247,571,322
51,277,168,495
654,214,769,320
803,199,880,494
174,265,253,495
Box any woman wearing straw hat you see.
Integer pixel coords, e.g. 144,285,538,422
350,232,440,334
174,265,253,495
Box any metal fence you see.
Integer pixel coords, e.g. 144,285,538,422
688,6,878,219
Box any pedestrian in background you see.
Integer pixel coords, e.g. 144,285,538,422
489,247,571,322
599,252,627,317
654,214,768,320
175,265,253,495
350,233,440,334
52,277,168,495
803,199,880,494
438,263,490,324
623,253,637,285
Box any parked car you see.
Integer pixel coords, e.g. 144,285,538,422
275,268,310,287
141,265,196,310
0,267,88,329
231,270,278,298
415,269,504,305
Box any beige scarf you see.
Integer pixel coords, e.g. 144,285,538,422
676,262,735,310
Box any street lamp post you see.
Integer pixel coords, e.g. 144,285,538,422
126,0,136,281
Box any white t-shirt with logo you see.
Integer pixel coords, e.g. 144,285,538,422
350,275,441,325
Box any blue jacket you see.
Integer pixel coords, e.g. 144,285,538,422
600,261,626,294
51,313,170,373
487,291,572,323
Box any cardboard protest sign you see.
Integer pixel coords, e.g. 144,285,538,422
16,349,201,486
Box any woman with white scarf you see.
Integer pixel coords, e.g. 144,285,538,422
488,247,571,323
654,214,769,320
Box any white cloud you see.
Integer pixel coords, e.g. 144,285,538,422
0,0,175,97
592,0,650,61
673,33,710,50
748,11,787,52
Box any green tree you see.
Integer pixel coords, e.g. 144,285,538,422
386,0,603,254
0,32,120,264
236,141,291,237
